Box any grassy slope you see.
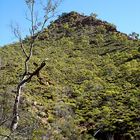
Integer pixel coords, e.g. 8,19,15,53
0,12,140,139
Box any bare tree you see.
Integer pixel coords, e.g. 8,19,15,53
10,0,61,132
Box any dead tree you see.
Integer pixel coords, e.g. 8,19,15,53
10,0,61,131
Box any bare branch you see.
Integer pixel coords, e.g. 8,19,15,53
19,41,28,58
10,23,21,39
25,11,32,22
10,60,47,131
10,0,61,132
20,60,47,86
10,23,28,58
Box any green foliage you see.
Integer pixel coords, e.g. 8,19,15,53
0,12,140,139
90,12,98,19
129,32,139,40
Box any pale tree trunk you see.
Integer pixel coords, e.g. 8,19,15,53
106,132,114,140
10,61,46,131
10,0,61,132
10,76,26,131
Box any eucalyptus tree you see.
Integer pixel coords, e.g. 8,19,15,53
10,0,61,132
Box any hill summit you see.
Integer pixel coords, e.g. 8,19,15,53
54,11,117,31
0,12,140,140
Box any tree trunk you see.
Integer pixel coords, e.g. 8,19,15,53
10,76,26,131
106,133,114,140
10,61,46,131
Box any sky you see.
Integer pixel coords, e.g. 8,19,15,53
0,0,140,46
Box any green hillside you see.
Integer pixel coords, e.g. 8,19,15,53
0,12,140,140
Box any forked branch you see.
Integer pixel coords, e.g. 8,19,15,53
10,0,61,132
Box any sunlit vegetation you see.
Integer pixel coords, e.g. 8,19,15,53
0,12,140,139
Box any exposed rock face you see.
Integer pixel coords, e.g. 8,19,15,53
53,11,117,32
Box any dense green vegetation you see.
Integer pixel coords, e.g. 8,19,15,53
0,12,140,139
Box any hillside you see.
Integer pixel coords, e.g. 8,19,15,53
0,12,140,140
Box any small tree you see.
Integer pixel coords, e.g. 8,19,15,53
10,0,61,132
129,32,139,40
90,12,98,19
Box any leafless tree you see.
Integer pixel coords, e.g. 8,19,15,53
10,0,61,132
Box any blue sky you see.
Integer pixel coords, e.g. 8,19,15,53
0,0,140,46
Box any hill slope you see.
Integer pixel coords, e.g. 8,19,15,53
0,12,140,140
